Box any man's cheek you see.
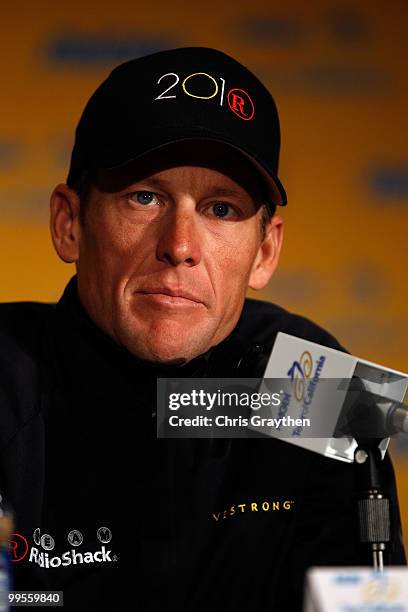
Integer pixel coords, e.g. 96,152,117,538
216,253,253,284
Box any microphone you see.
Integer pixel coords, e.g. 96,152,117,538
253,332,408,463
334,378,408,439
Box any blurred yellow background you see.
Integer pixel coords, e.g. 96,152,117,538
1,0,407,554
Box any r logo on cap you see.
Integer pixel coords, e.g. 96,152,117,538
227,88,255,121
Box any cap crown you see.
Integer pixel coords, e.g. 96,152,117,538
67,47,284,204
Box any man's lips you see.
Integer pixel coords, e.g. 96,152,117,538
135,288,204,306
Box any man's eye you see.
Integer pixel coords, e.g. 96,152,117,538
210,202,235,218
129,191,159,206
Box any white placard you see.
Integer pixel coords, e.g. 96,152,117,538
304,567,408,612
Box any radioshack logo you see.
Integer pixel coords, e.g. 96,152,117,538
11,527,117,568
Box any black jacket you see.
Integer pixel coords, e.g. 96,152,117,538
0,277,405,611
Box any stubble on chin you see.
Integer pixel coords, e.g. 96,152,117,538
115,309,215,364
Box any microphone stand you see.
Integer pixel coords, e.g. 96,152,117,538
354,438,391,571
335,379,394,571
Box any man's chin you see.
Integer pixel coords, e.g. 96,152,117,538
119,334,210,365
117,314,214,365
144,355,189,366
126,345,198,366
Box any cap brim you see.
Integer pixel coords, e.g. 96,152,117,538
100,134,287,207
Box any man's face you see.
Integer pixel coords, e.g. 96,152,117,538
57,143,283,364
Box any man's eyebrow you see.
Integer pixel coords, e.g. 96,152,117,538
205,187,246,198
133,176,172,190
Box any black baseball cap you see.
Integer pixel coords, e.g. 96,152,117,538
67,47,287,206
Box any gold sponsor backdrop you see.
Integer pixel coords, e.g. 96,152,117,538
1,1,408,551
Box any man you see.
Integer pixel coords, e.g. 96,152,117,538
0,47,405,611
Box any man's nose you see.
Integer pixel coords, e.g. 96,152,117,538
156,206,202,267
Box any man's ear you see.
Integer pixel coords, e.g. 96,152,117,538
50,184,82,263
248,213,284,290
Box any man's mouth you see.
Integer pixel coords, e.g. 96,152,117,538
136,287,204,307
